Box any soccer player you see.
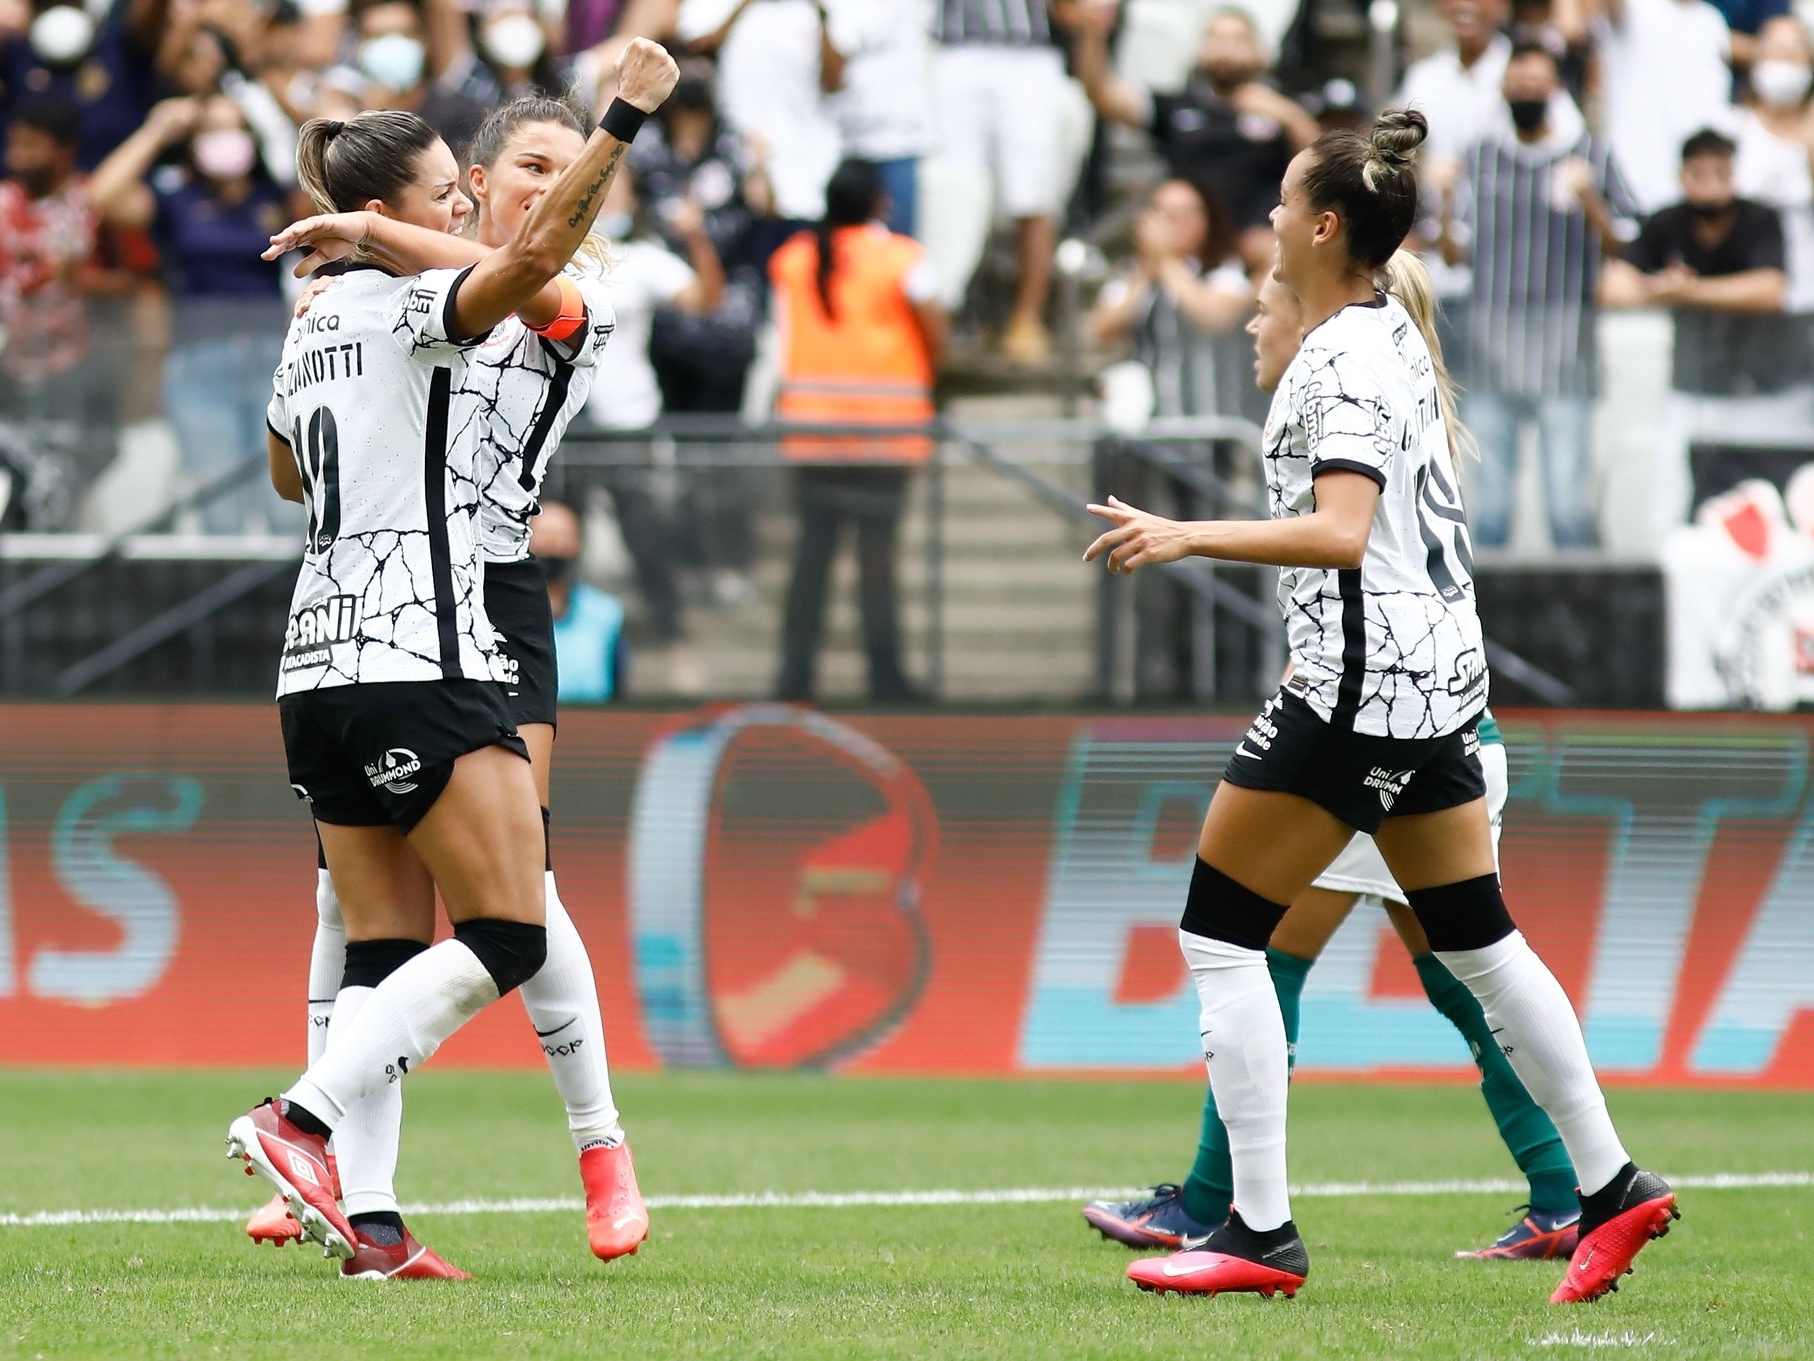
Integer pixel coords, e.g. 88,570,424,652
1084,109,1677,1304
225,40,679,1275
243,95,652,1277
1085,258,1581,1265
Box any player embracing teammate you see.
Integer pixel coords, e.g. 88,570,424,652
226,40,679,1278
1084,109,1678,1305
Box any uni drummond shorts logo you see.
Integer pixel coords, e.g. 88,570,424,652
366,748,423,794
1363,766,1416,810
626,706,939,1071
281,594,359,672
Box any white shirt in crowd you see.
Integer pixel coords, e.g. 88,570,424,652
827,0,937,162
1595,0,1732,214
1262,295,1487,739
1394,31,1511,298
677,0,842,220
1733,108,1814,314
585,237,697,430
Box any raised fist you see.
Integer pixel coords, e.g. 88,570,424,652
615,36,680,114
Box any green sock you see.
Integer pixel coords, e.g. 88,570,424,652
1412,952,1580,1217
1179,948,1313,1226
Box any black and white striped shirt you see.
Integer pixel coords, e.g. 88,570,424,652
1454,127,1637,399
932,0,1052,46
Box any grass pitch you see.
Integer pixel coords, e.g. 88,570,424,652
2,1071,1810,1359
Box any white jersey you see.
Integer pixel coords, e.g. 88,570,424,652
472,266,615,564
1261,294,1488,739
267,264,501,696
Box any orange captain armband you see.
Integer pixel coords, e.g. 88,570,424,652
530,275,587,343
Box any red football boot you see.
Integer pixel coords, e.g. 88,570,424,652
579,1139,649,1260
1551,1166,1679,1304
245,1153,339,1246
1455,1207,1581,1261
1127,1212,1309,1298
226,1099,356,1260
340,1225,472,1281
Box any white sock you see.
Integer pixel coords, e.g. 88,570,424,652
520,873,621,1152
1180,929,1292,1232
324,984,402,1217
307,869,344,1066
1437,931,1630,1195
285,940,499,1125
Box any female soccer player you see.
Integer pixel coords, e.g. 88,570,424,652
223,39,679,1270
244,95,648,1277
1084,110,1676,1305
1086,256,1582,1266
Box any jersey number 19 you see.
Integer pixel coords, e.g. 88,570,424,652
294,407,342,557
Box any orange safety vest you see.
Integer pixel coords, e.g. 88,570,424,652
770,224,935,463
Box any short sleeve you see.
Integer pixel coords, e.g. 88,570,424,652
386,265,493,363
1623,213,1670,272
1744,204,1786,271
266,350,290,445
564,268,617,369
1298,347,1395,490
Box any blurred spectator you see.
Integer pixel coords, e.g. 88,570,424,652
532,499,628,702
1397,0,1513,375
1602,128,1798,537
1433,44,1637,549
826,0,934,237
930,0,1071,362
346,0,489,159
1509,0,1591,99
565,0,681,51
580,164,722,692
1398,0,1514,164
0,97,128,527
0,0,164,171
1589,0,1734,214
1089,178,1251,418
679,0,842,262
770,158,944,702
1734,17,1814,328
428,0,644,119
1067,4,1314,282
87,93,293,534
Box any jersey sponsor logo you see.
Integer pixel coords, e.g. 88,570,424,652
281,595,360,672
365,748,423,794
1462,728,1481,759
1362,766,1416,811
1445,647,1487,699
406,286,437,315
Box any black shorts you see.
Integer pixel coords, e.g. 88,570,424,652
485,557,558,729
280,679,528,833
1222,688,1487,835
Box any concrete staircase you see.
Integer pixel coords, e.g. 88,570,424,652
621,395,1103,703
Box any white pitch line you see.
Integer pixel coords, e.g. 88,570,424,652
3,1172,1807,1230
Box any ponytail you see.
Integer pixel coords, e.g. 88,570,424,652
813,158,885,321
1379,249,1477,464
295,110,440,215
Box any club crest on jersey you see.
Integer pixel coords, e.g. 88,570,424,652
1363,766,1416,810
366,747,423,794
281,595,359,671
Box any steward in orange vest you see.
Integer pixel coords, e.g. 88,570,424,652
770,220,938,462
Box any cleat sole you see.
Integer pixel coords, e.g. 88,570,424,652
227,1116,354,1261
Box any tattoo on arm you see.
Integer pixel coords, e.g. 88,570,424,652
567,145,627,229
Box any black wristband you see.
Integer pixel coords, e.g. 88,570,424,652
598,98,647,144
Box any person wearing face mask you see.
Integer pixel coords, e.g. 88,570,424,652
85,92,297,534
1067,4,1318,282
348,0,488,160
1602,127,1801,542
532,499,628,702
1734,17,1814,329
1428,43,1638,549
0,0,164,173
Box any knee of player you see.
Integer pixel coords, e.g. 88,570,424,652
454,917,548,996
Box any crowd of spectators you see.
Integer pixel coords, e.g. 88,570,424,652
3,0,1814,575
